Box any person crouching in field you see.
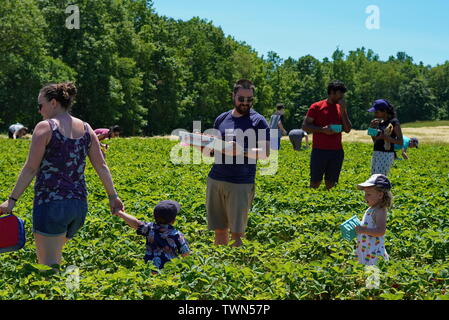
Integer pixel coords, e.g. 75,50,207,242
355,174,392,265
94,125,121,155
8,123,28,139
394,136,419,160
114,200,190,270
288,129,309,151
368,99,403,175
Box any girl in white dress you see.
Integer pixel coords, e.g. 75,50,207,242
355,174,392,265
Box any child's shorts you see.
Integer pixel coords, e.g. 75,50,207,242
32,199,88,239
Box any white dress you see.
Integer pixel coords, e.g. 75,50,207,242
355,207,389,265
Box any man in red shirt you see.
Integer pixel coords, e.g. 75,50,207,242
302,81,352,190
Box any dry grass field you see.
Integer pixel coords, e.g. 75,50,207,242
341,126,449,144
151,126,449,144
2,126,448,144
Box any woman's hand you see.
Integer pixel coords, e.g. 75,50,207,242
109,196,124,215
0,199,16,215
370,119,381,128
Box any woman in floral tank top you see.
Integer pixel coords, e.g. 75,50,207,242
0,82,124,267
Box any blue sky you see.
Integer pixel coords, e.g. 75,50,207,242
153,0,449,66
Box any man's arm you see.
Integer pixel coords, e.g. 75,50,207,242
302,116,336,135
278,121,287,136
193,145,215,157
192,132,224,157
339,99,352,133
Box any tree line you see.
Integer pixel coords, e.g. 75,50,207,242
1,0,448,136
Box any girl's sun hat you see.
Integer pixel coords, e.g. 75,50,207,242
357,174,392,190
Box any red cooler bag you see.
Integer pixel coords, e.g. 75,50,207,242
0,214,26,253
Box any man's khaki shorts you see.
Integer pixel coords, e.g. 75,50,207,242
206,177,255,234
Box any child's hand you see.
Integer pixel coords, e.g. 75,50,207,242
113,210,124,217
109,196,124,215
355,226,364,234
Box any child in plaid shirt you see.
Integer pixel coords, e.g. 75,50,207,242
114,200,190,269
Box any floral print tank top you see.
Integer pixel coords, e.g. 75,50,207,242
34,119,91,206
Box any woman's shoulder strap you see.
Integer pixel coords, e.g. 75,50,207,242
47,119,57,131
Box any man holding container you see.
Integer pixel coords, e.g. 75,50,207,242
302,81,352,190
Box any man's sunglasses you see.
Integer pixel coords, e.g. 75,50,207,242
237,96,254,103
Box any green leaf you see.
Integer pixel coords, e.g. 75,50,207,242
31,264,53,271
31,281,50,286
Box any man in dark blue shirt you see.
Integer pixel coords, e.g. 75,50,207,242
200,79,270,247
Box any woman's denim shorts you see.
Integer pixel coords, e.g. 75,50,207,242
32,199,88,239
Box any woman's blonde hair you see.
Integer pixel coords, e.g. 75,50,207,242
374,187,393,209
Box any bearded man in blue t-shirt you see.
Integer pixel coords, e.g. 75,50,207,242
198,79,270,247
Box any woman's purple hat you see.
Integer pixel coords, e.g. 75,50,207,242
368,99,391,113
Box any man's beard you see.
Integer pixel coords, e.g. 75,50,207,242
235,103,251,115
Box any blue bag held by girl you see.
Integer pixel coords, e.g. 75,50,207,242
0,214,26,254
340,215,361,241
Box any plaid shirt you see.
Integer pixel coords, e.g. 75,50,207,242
137,222,190,269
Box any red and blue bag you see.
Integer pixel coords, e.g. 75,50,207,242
0,214,26,253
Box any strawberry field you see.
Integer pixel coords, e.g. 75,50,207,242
1,137,449,300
